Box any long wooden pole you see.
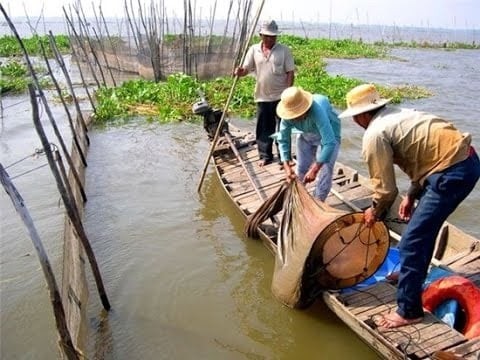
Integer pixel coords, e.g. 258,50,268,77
0,164,80,360
47,32,90,145
223,132,265,201
0,4,87,203
197,0,265,193
38,40,88,167
28,84,111,310
223,131,281,227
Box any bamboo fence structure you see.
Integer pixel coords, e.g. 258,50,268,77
0,0,262,357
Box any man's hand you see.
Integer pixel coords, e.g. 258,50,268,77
364,207,377,227
283,161,296,183
304,162,322,183
233,67,247,77
399,196,415,221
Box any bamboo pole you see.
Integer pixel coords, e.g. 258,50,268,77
0,5,87,203
197,0,265,193
52,146,82,219
47,31,91,143
72,4,107,86
64,6,102,88
124,0,139,52
99,6,122,72
91,26,117,86
0,164,81,360
65,27,97,113
28,84,111,311
39,41,88,167
222,132,280,227
223,132,265,201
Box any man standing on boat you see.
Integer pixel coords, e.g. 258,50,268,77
276,86,341,201
339,83,480,328
234,20,295,166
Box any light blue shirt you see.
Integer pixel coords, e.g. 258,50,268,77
277,94,341,163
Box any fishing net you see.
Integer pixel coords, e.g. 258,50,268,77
245,179,390,308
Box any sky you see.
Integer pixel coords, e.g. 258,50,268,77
1,0,479,29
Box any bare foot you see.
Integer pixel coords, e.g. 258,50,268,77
374,312,422,329
258,159,272,167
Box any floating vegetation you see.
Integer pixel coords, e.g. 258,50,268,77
93,35,430,124
380,84,433,103
0,59,52,94
0,33,432,121
0,35,70,57
375,40,479,50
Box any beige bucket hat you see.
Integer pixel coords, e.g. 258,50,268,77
259,20,281,36
338,84,391,119
276,87,313,120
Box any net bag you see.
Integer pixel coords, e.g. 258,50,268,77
263,179,389,308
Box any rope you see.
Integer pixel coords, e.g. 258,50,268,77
348,287,429,359
4,144,58,179
309,221,381,277
349,285,444,359
4,148,46,169
0,98,31,110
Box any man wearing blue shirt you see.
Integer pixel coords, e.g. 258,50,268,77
276,86,341,201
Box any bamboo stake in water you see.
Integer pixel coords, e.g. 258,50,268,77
197,0,265,193
28,84,111,311
0,164,81,360
0,4,87,203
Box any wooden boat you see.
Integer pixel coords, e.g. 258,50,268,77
199,111,480,359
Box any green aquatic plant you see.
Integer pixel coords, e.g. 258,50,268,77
94,73,203,123
0,35,70,57
0,59,53,94
0,60,29,94
91,35,430,123
375,39,479,50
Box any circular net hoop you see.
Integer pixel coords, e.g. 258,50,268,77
304,212,390,290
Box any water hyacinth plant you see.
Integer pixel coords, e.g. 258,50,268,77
93,35,430,124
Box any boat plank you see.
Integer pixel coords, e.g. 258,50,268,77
448,250,480,269
323,294,407,359
230,179,284,199
376,316,466,359
346,291,396,314
354,302,396,320
465,272,480,285
444,338,480,359
340,282,395,303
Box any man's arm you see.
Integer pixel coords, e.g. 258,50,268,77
277,120,296,182
364,135,398,224
286,70,294,87
277,120,293,162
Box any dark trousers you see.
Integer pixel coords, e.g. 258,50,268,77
256,101,280,162
396,148,480,319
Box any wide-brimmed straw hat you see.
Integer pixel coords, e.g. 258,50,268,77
259,20,281,36
276,87,313,120
338,84,391,119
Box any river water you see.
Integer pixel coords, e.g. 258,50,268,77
1,37,479,360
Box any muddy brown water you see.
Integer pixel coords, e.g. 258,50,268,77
1,47,479,359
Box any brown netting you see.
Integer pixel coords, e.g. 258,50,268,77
245,179,390,308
